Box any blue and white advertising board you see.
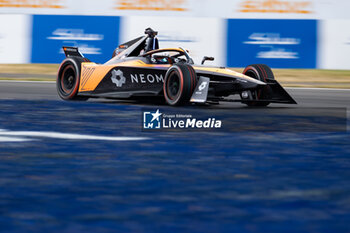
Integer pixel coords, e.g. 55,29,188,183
226,19,317,68
31,15,120,64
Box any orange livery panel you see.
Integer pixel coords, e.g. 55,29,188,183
79,60,171,92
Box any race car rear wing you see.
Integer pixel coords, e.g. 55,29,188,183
62,46,84,58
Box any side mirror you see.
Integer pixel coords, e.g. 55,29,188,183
201,56,214,65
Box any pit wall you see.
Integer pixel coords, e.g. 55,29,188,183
0,0,349,69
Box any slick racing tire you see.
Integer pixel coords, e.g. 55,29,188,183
57,58,88,101
241,64,274,107
163,64,197,106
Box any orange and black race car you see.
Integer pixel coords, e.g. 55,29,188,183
57,28,296,106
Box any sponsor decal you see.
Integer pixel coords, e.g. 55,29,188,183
111,69,126,87
69,44,101,55
158,33,196,43
198,82,208,91
94,67,165,93
63,47,78,53
130,73,164,84
109,69,165,88
226,19,317,68
257,48,298,59
31,15,120,63
0,0,65,8
47,29,104,41
198,81,208,92
115,0,188,11
238,0,312,14
243,33,300,45
143,109,222,130
48,29,104,55
243,33,300,59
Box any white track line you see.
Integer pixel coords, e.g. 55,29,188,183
0,136,34,142
0,130,150,141
0,80,55,84
286,87,350,91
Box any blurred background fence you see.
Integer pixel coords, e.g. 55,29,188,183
0,0,349,69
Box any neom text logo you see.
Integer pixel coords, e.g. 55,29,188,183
0,0,64,8
115,0,187,11
143,109,222,130
239,0,312,14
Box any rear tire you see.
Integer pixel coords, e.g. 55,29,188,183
163,64,197,106
241,64,274,107
57,58,88,101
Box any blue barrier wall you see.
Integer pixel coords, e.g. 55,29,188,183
31,15,120,64
226,19,317,69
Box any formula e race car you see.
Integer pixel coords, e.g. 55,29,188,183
57,28,296,106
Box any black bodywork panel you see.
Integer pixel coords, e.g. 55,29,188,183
93,67,167,95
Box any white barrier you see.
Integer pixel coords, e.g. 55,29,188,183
121,16,225,66
0,14,30,63
318,20,350,70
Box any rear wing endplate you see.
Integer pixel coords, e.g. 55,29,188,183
62,47,84,58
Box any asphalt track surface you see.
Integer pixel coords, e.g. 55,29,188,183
0,80,349,233
0,80,350,108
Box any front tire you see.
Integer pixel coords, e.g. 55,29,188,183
57,58,88,101
163,64,197,106
241,64,274,107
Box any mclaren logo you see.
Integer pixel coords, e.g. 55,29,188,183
111,70,126,87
